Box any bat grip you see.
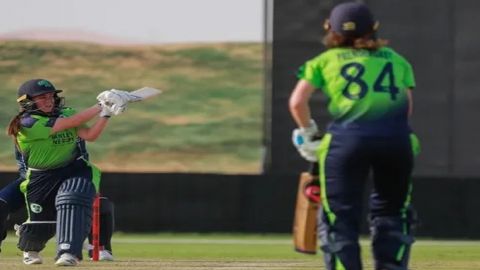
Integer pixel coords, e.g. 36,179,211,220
308,162,319,177
307,133,322,177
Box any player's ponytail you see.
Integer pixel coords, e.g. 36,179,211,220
6,111,24,139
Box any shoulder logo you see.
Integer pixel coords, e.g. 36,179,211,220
20,115,39,128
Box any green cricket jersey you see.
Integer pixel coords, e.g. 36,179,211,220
298,46,415,135
17,108,79,169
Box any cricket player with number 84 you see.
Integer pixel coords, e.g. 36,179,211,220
289,2,420,270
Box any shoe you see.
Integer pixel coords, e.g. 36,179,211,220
55,253,79,266
23,251,43,265
99,250,114,261
85,243,114,261
14,224,21,237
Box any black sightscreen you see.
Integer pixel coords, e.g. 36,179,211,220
264,0,480,177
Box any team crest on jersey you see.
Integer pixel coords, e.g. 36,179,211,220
30,203,43,213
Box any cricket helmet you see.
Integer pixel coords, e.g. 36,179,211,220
324,2,379,38
17,79,64,113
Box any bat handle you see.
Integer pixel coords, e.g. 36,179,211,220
308,133,322,177
308,162,319,177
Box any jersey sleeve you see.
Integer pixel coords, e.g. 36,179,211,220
391,50,416,89
61,107,77,116
403,60,416,89
19,116,53,140
297,58,324,89
61,107,87,130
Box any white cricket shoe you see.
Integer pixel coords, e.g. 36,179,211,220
23,251,43,265
55,253,79,266
99,250,114,261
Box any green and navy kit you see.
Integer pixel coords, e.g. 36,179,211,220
0,138,90,214
301,47,419,269
298,46,415,135
17,107,79,170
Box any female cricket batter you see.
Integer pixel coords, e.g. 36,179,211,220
0,142,115,263
6,78,127,266
289,2,420,270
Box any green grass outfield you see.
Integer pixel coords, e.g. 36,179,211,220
1,233,480,269
0,41,263,174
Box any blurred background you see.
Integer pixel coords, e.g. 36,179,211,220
1,0,480,239
0,0,264,173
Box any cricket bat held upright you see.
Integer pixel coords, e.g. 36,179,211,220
293,162,321,254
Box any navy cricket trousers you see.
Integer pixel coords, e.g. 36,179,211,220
317,133,416,270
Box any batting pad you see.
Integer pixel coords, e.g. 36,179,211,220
55,177,95,259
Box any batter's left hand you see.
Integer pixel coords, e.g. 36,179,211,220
97,89,128,115
292,119,320,162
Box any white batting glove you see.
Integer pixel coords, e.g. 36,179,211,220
292,119,321,162
96,89,128,115
98,101,114,118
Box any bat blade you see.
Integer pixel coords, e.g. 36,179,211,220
293,172,319,254
127,87,162,102
293,162,320,255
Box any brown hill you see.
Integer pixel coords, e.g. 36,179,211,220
0,28,135,45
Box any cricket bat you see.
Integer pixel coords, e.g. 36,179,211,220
126,87,162,102
293,162,320,254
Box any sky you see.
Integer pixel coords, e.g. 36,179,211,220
0,0,264,44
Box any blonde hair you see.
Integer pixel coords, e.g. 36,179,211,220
322,31,388,50
6,110,25,148
7,112,24,137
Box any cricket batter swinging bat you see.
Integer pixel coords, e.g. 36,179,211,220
293,162,320,254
